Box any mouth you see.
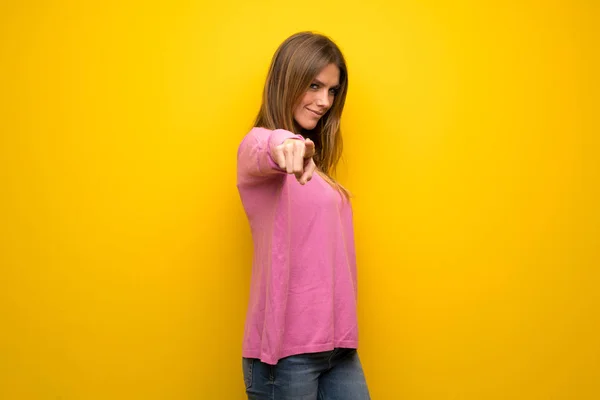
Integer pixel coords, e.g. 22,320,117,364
306,108,324,117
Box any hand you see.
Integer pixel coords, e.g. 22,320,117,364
272,138,316,185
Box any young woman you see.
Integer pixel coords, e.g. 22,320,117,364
236,32,370,400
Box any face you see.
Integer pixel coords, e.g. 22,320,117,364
293,63,340,131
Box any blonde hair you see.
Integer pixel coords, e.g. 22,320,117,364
255,31,350,198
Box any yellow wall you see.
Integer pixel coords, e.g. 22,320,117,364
1,1,598,399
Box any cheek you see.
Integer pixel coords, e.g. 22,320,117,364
293,103,304,119
299,92,314,107
294,93,310,116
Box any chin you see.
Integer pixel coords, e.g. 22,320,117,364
298,120,318,131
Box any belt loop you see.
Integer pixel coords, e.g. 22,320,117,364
269,364,275,383
328,348,337,369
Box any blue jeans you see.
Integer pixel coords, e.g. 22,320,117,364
242,348,370,400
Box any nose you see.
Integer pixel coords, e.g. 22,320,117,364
314,89,332,109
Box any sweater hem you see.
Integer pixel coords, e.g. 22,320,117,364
242,340,359,365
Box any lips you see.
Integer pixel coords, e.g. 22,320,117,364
306,108,324,117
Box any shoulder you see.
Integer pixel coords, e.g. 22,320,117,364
239,127,298,148
248,126,271,137
240,127,270,146
238,127,265,152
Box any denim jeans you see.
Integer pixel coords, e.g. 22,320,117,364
242,348,370,400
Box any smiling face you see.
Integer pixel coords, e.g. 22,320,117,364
293,63,340,131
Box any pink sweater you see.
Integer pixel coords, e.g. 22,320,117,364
236,127,359,365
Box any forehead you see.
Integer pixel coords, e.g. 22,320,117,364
314,63,340,86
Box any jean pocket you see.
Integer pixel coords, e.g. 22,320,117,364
242,357,254,389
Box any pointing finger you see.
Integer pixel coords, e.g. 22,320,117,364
304,139,315,159
299,158,316,185
293,141,304,179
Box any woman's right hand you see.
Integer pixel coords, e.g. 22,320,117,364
272,138,316,185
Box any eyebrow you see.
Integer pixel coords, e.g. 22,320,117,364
313,79,340,89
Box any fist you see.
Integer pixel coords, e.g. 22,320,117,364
272,138,317,185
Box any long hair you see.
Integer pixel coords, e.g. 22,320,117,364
254,32,349,197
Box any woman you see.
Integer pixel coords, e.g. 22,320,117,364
236,32,370,399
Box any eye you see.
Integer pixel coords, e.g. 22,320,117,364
329,88,338,95
309,83,319,90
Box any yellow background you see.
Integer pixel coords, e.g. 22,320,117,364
1,0,598,399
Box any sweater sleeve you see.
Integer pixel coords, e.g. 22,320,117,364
237,127,304,184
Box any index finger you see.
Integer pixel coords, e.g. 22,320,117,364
293,141,305,179
304,139,315,159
